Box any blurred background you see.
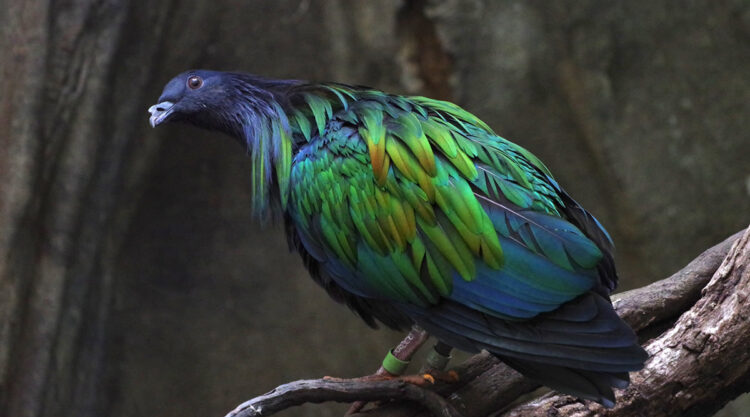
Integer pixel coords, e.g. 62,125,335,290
0,1,748,417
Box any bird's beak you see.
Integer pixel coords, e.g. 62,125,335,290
148,101,175,127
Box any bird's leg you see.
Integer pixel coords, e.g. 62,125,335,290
345,325,430,414
375,325,431,377
419,341,458,383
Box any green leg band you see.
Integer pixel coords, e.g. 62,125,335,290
424,347,451,371
382,349,410,375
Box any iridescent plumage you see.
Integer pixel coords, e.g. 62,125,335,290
148,70,647,407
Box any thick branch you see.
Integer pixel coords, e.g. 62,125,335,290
502,225,750,417
612,229,746,332
224,229,747,417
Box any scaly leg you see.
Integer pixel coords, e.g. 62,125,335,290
345,325,430,414
420,341,455,374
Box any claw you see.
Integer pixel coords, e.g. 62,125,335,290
446,370,459,382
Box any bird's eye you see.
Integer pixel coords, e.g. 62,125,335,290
187,75,203,90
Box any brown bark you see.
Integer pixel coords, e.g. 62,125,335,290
224,228,750,417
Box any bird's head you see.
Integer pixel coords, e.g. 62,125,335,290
148,70,248,135
147,70,301,216
148,70,296,139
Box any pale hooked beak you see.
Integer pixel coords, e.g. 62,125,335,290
148,101,175,127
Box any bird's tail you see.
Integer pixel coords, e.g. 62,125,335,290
500,357,630,408
413,292,648,407
486,292,647,407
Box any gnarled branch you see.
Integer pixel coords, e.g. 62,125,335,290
225,228,748,417
224,378,461,417
503,226,750,417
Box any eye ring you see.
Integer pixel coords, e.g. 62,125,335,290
187,75,203,90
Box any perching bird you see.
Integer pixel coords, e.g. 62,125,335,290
148,70,647,407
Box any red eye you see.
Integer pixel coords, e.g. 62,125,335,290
187,75,203,90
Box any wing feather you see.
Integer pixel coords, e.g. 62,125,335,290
288,89,610,318
285,85,643,407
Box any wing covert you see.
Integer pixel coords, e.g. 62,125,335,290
288,90,608,321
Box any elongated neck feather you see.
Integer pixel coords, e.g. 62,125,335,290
225,76,298,219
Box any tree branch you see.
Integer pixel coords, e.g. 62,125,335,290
612,229,746,333
223,228,748,417
503,225,750,417
223,378,462,417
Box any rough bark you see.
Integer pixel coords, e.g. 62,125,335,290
503,226,750,417
224,228,750,417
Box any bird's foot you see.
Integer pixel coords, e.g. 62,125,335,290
341,369,459,415
392,369,459,385
323,371,395,383
420,369,460,384
354,371,454,385
328,371,440,385
344,333,458,415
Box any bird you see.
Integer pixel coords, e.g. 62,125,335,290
148,70,647,408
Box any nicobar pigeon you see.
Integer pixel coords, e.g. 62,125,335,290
148,70,647,407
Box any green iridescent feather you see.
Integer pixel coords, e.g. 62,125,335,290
281,84,602,311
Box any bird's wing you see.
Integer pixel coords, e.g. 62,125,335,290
286,87,645,406
287,88,608,318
